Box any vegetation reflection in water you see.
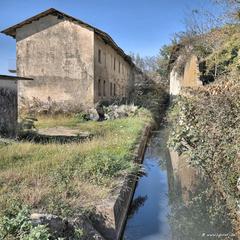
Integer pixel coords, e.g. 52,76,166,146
123,127,236,240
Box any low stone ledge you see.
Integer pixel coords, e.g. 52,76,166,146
18,128,93,144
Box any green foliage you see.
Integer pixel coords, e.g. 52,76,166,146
206,26,240,76
74,112,90,123
74,228,84,238
171,24,240,83
81,151,135,183
0,204,50,240
133,81,169,122
168,77,240,202
22,225,50,240
157,44,173,81
169,178,235,240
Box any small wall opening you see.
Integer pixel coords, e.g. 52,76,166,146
103,80,106,97
114,83,116,96
110,82,113,96
98,49,102,64
98,79,102,97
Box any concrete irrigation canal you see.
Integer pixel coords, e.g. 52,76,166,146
122,127,236,240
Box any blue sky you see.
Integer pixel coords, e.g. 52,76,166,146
0,0,217,74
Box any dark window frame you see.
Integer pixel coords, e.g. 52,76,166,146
114,83,116,96
98,79,101,96
103,80,106,97
110,82,113,96
98,49,102,63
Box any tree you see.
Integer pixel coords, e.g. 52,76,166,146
129,44,172,86
129,52,146,71
214,0,240,22
156,44,173,81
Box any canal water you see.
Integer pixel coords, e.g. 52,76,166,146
123,127,236,240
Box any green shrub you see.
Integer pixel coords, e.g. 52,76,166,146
0,204,50,240
168,77,240,200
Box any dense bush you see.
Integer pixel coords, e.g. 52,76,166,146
205,25,240,77
132,80,169,122
168,75,240,207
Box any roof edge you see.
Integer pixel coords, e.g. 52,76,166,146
1,8,134,65
0,75,33,80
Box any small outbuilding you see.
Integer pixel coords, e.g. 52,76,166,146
0,75,33,138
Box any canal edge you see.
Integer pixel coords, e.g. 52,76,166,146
115,123,153,240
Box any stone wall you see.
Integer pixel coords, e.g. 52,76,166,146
170,55,202,96
169,150,198,203
169,67,182,96
94,34,133,103
0,80,18,137
16,15,95,111
182,55,202,88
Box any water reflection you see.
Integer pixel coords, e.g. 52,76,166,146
169,177,235,240
128,196,148,218
123,127,236,240
123,128,171,240
167,148,236,240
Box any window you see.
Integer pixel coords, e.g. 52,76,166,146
103,53,106,66
119,61,121,73
110,82,113,96
114,83,116,96
98,49,101,63
114,57,116,70
103,80,106,96
98,79,101,96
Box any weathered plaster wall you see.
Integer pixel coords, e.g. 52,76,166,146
170,55,202,96
170,67,182,95
169,150,198,203
182,55,202,88
94,35,133,103
0,80,17,137
16,15,94,111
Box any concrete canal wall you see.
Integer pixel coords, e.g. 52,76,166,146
92,124,152,240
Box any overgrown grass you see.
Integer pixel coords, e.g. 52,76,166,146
0,111,152,219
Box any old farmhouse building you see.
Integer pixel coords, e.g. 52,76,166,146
2,8,140,110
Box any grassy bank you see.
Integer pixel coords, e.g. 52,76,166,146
0,109,152,238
